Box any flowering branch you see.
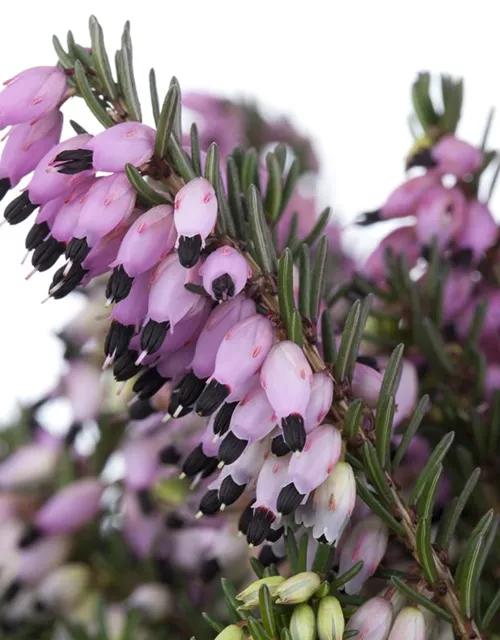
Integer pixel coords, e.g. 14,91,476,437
0,14,498,640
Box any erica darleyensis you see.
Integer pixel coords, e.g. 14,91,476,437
0,16,499,640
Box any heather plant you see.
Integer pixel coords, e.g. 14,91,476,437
0,16,499,640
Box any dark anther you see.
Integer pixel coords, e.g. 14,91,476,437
25,221,49,251
2,581,21,603
164,513,185,530
181,444,211,477
355,209,381,226
317,534,329,544
0,177,11,202
356,355,379,371
406,148,437,170
282,414,306,452
65,237,90,264
266,526,285,543
155,557,174,586
64,421,82,447
238,500,256,536
178,234,202,268
167,391,193,420
213,402,238,437
137,489,155,516
53,149,94,174
34,599,47,613
31,237,65,271
18,524,43,549
218,475,245,506
200,558,220,583
201,457,220,478
211,273,235,301
4,191,38,225
443,323,458,343
104,321,134,360
246,507,275,546
106,265,134,303
218,432,247,465
158,445,181,465
199,489,221,515
451,248,474,267
421,245,431,261
49,263,88,299
271,434,291,457
277,483,305,516
129,398,155,421
140,319,170,356
114,350,142,382
195,379,230,416
259,545,283,567
174,371,207,409
133,367,166,401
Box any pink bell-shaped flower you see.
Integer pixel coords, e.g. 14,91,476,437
173,177,218,267
217,439,269,509
441,268,475,324
410,134,483,180
0,110,63,192
17,535,71,585
277,425,341,516
0,442,61,490
191,294,256,380
345,596,393,640
201,245,251,301
3,134,93,226
454,199,498,264
338,514,389,594
66,173,136,266
360,226,420,286
351,361,383,408
33,478,103,535
122,490,162,559
247,454,290,546
138,253,203,362
261,341,313,452
217,385,276,465
29,134,94,205
356,172,440,225
106,204,176,303
64,359,102,425
103,269,152,368
304,371,334,433
0,66,67,129
196,314,274,417
24,196,64,254
415,185,466,251
54,121,156,174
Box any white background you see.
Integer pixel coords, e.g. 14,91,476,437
1,0,500,420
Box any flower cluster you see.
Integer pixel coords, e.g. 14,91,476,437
1,18,500,640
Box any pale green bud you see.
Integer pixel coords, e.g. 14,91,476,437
290,604,316,640
236,576,285,607
275,571,321,604
317,596,344,640
215,624,245,640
